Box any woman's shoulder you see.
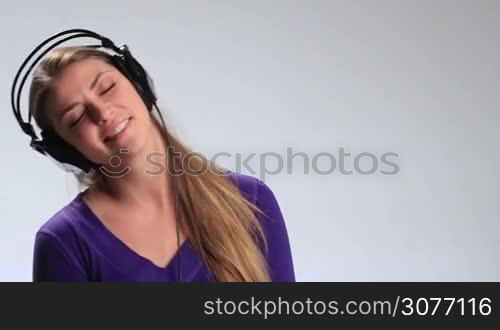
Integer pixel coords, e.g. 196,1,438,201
226,172,296,281
34,193,93,264
225,171,279,212
33,193,90,281
228,172,274,205
225,171,286,237
36,193,86,238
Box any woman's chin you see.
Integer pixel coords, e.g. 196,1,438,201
101,138,146,163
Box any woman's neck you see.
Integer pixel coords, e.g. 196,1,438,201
93,118,174,212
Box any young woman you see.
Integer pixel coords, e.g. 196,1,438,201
29,45,295,282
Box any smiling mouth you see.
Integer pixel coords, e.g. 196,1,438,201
104,117,132,143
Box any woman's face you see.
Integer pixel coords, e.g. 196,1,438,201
44,58,152,165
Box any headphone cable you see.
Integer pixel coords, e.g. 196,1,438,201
154,103,182,282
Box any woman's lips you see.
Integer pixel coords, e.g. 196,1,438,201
104,117,132,143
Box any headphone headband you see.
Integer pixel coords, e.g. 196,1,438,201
11,28,158,173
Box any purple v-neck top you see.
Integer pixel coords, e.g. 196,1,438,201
32,172,295,282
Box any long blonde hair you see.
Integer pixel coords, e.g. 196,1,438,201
29,46,271,281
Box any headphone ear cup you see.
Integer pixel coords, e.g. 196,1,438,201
110,51,157,112
40,130,96,173
121,48,157,101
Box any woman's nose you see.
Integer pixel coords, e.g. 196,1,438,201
87,99,114,124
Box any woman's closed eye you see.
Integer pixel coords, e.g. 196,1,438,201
68,82,117,128
70,111,84,128
100,81,116,95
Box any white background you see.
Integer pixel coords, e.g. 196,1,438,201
1,0,498,281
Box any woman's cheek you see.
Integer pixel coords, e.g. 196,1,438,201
75,130,98,157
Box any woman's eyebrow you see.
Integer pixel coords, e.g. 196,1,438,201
57,70,112,120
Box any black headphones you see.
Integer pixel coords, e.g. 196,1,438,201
12,28,183,282
11,28,158,173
